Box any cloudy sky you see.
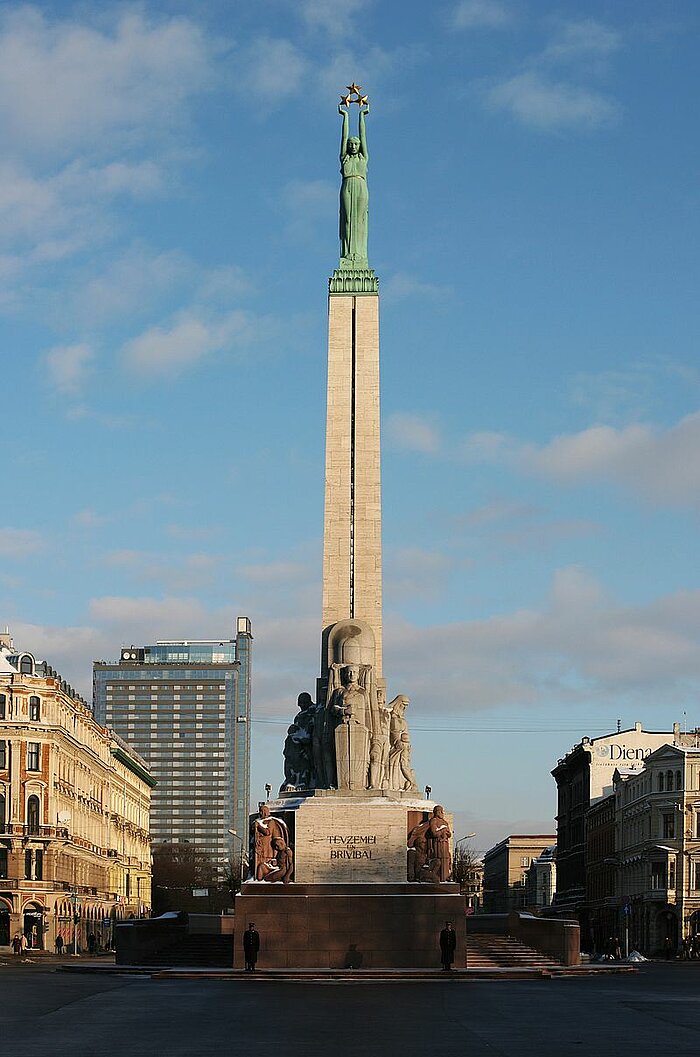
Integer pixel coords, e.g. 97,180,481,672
2,0,699,850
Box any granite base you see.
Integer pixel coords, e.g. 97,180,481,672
233,883,464,969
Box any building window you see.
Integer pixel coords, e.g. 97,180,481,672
651,862,666,889
657,773,664,792
0,740,6,769
676,770,682,791
27,743,40,771
520,857,530,867
0,791,5,833
669,860,676,889
0,848,7,879
34,849,43,881
29,696,40,721
24,849,32,879
695,863,700,891
27,795,40,834
663,813,675,839
0,694,5,719
19,655,33,674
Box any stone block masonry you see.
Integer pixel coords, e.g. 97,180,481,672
322,292,383,677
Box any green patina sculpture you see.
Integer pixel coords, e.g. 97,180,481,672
330,84,378,295
339,103,369,264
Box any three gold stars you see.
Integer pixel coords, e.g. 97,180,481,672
339,83,369,108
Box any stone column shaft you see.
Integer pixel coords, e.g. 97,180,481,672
322,292,383,676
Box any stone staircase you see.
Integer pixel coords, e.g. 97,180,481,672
466,933,559,971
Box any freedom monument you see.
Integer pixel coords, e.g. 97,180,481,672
233,87,463,969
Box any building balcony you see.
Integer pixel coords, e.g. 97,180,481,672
0,824,70,841
644,887,675,903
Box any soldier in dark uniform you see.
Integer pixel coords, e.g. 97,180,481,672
243,922,260,971
439,921,456,971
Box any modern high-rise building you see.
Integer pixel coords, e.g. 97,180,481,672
93,618,252,872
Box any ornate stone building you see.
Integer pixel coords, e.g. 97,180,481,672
482,835,556,914
525,845,557,911
0,632,154,952
551,721,680,945
614,743,700,955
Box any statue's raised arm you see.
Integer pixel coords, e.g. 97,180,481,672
358,106,369,161
339,105,349,161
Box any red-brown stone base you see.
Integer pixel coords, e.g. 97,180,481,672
233,882,465,969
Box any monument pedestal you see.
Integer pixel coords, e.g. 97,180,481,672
233,882,464,969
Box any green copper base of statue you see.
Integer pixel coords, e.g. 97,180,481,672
329,265,378,295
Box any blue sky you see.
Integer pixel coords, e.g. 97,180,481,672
1,0,699,850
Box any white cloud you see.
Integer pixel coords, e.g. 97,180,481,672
300,0,372,38
121,310,259,376
485,71,618,130
385,546,467,603
386,412,441,454
316,44,425,103
279,179,336,241
520,412,700,505
239,37,307,108
542,19,621,63
452,0,512,30
0,528,45,558
73,509,107,529
460,410,700,507
239,561,311,584
0,8,216,159
382,272,451,303
89,594,212,634
385,568,700,713
42,342,93,395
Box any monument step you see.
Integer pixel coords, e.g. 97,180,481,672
466,935,559,970
240,882,460,896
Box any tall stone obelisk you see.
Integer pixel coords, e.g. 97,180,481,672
322,88,383,680
233,87,464,971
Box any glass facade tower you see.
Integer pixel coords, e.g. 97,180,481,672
93,618,252,871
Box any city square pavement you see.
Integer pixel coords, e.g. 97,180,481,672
1,961,699,1056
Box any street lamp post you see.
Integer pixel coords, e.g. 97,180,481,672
70,890,80,956
454,833,477,906
228,829,248,891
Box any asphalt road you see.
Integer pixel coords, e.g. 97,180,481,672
1,962,698,1056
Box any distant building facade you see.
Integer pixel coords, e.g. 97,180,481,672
93,619,252,874
0,633,153,952
551,721,679,942
525,845,557,911
464,860,484,914
613,743,700,955
482,835,556,914
585,791,617,952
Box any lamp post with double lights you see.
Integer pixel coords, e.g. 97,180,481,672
228,829,248,892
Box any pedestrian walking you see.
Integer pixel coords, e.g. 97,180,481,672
88,933,96,955
12,933,22,955
55,933,64,955
664,935,673,961
439,920,456,971
243,922,260,971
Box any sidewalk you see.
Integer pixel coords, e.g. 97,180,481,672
0,952,116,971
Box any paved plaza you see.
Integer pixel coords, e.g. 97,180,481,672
1,961,699,1056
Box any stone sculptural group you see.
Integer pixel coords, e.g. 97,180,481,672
407,806,453,884
253,804,294,884
282,660,418,795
